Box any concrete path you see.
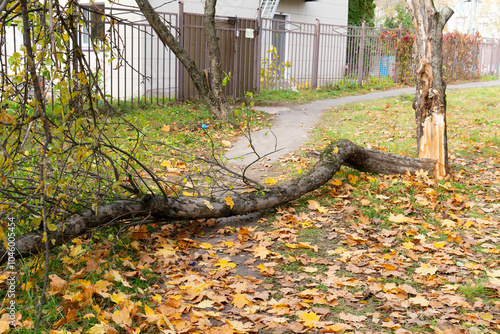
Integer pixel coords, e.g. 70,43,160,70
225,80,500,167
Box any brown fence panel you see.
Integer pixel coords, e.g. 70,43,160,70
180,13,258,100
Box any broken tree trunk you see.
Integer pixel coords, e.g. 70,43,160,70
405,0,453,177
0,140,436,264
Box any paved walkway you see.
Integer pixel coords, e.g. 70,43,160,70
225,80,500,167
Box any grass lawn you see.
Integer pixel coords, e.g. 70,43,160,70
3,86,500,333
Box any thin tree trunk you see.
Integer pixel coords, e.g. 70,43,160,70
1,139,436,264
203,0,232,120
134,0,230,119
405,0,453,177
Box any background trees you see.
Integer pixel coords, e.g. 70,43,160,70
348,0,376,26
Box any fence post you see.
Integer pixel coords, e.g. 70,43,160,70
495,38,500,77
311,19,320,89
233,16,239,98
394,23,402,83
490,38,495,75
177,1,185,102
253,8,262,93
357,20,366,86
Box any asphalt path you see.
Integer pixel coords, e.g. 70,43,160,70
225,80,500,166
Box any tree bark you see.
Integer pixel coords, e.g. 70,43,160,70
1,139,436,264
134,0,231,120
405,0,453,177
203,0,232,120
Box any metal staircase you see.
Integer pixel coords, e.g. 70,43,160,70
259,0,280,19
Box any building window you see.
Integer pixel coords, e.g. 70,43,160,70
80,3,105,48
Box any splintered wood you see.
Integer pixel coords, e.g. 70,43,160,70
418,113,446,177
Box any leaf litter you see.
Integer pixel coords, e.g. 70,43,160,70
2,87,499,333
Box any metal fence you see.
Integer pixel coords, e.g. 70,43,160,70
1,4,500,104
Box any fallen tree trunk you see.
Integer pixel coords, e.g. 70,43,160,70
1,139,436,264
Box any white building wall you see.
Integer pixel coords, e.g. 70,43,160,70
276,0,348,26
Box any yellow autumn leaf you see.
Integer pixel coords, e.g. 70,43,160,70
87,323,106,334
298,311,320,327
464,262,480,270
224,196,234,209
330,178,342,186
481,313,493,321
333,146,339,153
486,269,500,278
152,294,162,302
388,214,410,223
144,304,156,316
415,263,438,275
409,295,430,306
223,241,234,247
264,177,276,185
69,244,86,257
433,242,446,248
160,161,171,168
253,245,270,259
303,266,318,273
402,241,414,250
214,259,236,269
0,321,10,334
233,293,250,308
196,299,215,309
307,200,327,213
204,200,213,210
348,174,359,184
110,292,127,304
198,242,212,249
441,219,456,229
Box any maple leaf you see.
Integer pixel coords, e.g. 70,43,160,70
415,263,438,275
155,243,178,259
214,259,236,269
224,196,234,209
110,292,127,304
111,307,132,327
433,241,446,248
338,312,367,322
409,295,430,306
388,214,410,223
264,177,277,185
322,323,352,333
196,299,215,309
464,262,480,270
298,311,320,327
0,321,9,334
107,270,132,287
93,280,112,297
233,293,250,308
253,245,270,259
87,323,106,334
348,174,359,184
307,200,328,213
48,274,68,295
441,219,456,229
257,263,275,276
